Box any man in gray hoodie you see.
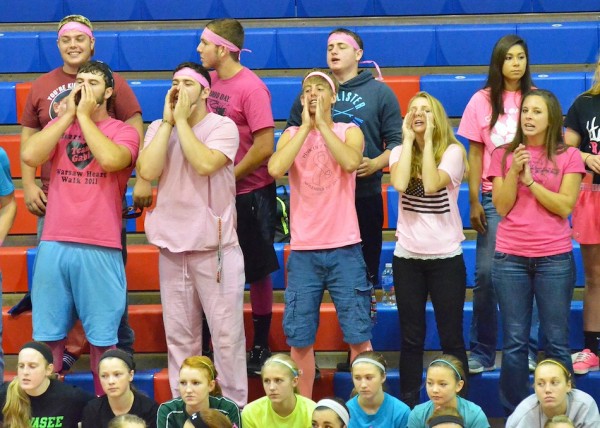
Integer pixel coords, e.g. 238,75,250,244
287,28,402,290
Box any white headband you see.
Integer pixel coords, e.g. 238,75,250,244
352,357,386,373
315,399,350,426
269,358,298,377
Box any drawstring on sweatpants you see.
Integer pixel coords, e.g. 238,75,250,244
216,217,222,284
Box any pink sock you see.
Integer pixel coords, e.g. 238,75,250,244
291,346,315,398
350,341,373,363
46,339,66,373
90,344,116,396
249,276,273,315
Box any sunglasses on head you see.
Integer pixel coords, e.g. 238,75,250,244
122,206,143,219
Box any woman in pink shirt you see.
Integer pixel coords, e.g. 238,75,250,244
457,34,537,375
389,92,468,408
488,89,585,414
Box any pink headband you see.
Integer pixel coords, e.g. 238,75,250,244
303,71,336,94
173,67,210,89
58,22,94,39
201,28,251,56
327,32,383,81
328,33,361,51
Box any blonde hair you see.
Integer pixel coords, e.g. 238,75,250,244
261,353,299,394
406,92,468,179
582,52,600,96
544,415,575,427
57,14,94,56
2,379,31,428
58,14,93,32
181,356,222,396
108,414,147,428
303,69,339,96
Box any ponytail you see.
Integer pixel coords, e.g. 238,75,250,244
2,378,31,428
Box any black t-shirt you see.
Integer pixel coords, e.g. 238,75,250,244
81,389,159,428
0,379,94,428
565,92,600,184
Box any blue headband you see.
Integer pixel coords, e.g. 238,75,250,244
429,359,462,381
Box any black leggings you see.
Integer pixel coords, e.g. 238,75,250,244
393,254,468,396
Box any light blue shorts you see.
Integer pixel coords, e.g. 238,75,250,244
283,244,373,348
32,241,126,346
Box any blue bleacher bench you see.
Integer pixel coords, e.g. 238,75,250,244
0,24,598,72
0,2,599,22
517,22,599,65
436,24,517,67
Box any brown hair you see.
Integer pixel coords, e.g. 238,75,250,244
428,354,466,383
349,351,387,398
426,406,464,427
501,89,567,174
187,409,233,428
484,34,532,130
328,28,363,50
535,359,574,388
181,356,222,396
206,19,244,61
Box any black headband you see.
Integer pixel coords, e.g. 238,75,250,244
428,415,465,427
189,412,209,428
21,341,53,365
86,60,114,88
99,349,135,371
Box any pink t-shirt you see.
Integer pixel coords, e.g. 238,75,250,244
144,113,240,252
42,118,139,249
389,144,466,254
208,67,275,195
488,145,586,257
21,67,142,194
458,89,522,193
286,123,363,250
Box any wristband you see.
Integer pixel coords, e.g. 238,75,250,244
526,180,535,187
161,119,174,126
584,154,592,166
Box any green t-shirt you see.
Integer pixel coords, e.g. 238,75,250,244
241,395,316,428
157,396,241,428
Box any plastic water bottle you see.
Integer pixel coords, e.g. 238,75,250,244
381,263,396,307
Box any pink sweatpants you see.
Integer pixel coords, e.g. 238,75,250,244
159,246,248,406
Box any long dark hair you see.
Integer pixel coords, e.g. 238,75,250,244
501,89,566,172
485,34,533,130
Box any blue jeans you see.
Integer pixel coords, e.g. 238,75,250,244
492,251,575,413
284,244,372,347
470,193,540,366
